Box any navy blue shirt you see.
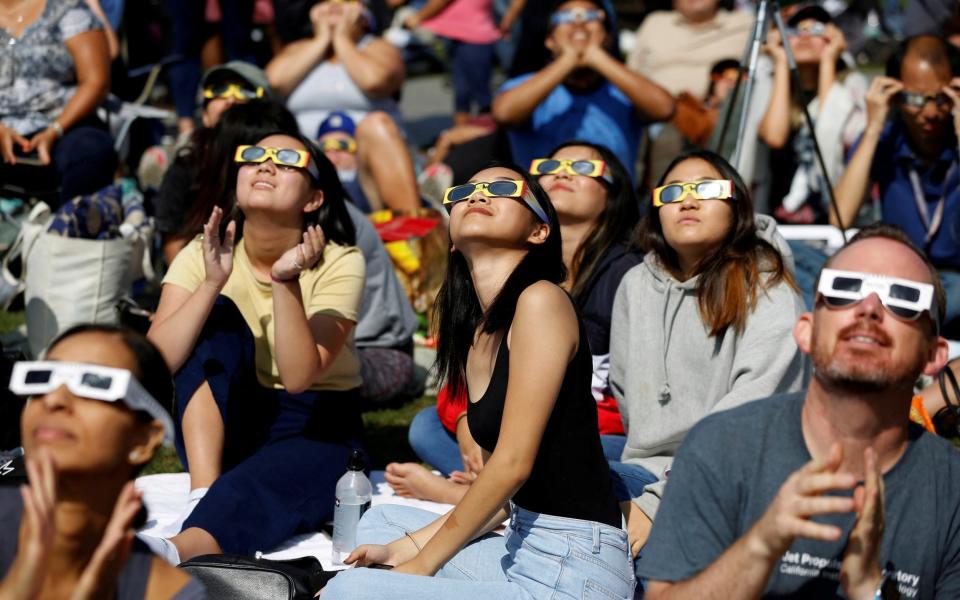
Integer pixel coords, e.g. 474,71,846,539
850,120,960,269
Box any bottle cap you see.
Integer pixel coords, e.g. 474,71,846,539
347,449,365,471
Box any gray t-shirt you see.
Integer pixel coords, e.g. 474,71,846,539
346,203,417,348
640,392,960,599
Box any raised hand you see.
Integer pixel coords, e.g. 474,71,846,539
864,77,903,132
747,443,858,561
0,451,58,600
839,448,885,600
71,482,143,600
271,224,325,283
310,3,333,49
334,2,364,41
201,207,236,291
942,77,960,139
764,28,788,65
822,23,847,63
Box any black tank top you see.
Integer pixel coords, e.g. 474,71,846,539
467,317,621,528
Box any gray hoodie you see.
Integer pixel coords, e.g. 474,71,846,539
609,215,807,519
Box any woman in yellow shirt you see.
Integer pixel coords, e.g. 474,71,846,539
146,132,365,562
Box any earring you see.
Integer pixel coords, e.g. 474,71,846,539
129,450,142,462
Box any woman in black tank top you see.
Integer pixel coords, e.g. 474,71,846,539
0,325,204,599
323,165,634,599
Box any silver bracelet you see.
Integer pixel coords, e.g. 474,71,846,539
49,121,64,138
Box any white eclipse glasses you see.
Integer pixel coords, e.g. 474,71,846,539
817,268,939,333
9,361,174,445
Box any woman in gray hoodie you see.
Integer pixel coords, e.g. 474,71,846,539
609,150,807,560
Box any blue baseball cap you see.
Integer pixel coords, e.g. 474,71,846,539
316,111,357,139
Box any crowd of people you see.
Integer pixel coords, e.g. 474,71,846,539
2,0,960,598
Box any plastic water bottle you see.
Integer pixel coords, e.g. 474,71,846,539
331,450,372,566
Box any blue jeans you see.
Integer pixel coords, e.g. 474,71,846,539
447,39,495,114
323,504,636,599
607,461,658,503
409,407,629,476
408,407,463,476
787,240,828,311
165,0,256,119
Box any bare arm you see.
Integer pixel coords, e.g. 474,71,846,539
148,209,236,372
60,29,111,129
830,76,902,228
499,0,526,34
271,226,358,393
403,0,453,27
332,4,405,97
397,283,579,576
271,285,354,393
758,33,790,149
25,29,110,164
84,0,119,58
492,51,579,126
266,37,331,97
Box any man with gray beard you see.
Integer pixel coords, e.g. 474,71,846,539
637,224,960,600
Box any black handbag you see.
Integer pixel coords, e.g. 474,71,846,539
179,554,338,599
934,365,960,439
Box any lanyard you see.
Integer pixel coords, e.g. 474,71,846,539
908,160,957,245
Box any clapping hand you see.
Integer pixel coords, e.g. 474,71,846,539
748,443,858,561
202,207,237,291
271,225,325,282
334,2,365,41
0,451,58,600
71,482,143,600
839,448,885,600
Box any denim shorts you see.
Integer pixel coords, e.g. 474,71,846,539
323,503,636,599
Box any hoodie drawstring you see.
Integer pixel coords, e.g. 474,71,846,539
658,281,684,405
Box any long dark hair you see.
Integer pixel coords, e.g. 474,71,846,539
639,150,796,336
180,100,302,239
544,140,639,302
433,165,566,398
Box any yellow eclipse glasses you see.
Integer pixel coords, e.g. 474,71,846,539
442,180,549,223
529,158,612,183
652,179,734,207
320,138,357,153
203,82,265,102
234,145,320,180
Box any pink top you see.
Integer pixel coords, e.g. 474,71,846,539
422,0,500,44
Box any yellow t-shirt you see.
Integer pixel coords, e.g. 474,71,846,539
163,237,366,391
